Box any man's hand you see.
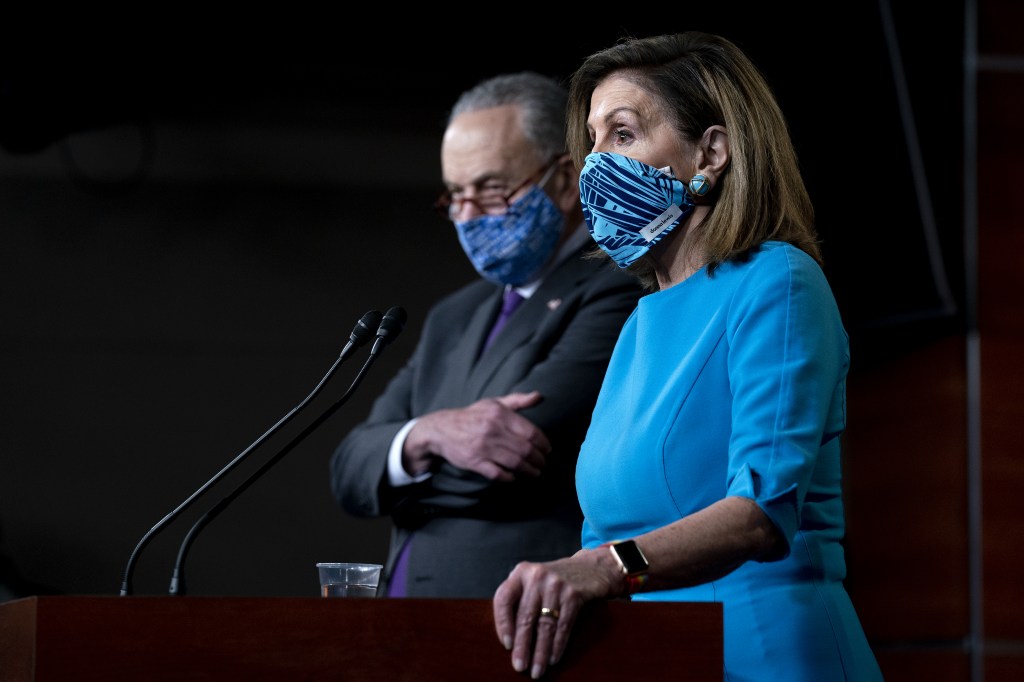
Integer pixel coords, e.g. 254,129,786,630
402,391,549,481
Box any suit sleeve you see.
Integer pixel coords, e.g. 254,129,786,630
328,315,435,519
330,265,642,523
413,269,642,519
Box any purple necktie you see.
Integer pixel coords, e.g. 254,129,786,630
483,289,525,353
386,290,526,597
386,536,411,597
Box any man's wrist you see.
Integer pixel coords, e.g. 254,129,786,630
387,419,430,485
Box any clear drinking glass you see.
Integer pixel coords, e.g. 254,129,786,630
316,562,382,598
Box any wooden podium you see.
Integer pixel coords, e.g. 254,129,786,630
0,595,721,681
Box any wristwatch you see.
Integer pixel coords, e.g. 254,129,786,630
604,539,650,593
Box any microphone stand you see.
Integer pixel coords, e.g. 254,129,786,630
167,307,404,594
167,344,384,595
118,310,383,596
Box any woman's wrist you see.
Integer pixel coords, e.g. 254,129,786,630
599,539,650,597
591,545,631,598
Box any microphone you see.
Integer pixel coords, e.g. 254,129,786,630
370,306,407,355
166,305,407,595
340,309,384,362
119,309,383,596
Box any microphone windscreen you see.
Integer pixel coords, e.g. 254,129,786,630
377,306,407,340
370,306,406,353
351,310,383,347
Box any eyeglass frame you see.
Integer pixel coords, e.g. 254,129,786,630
434,157,561,220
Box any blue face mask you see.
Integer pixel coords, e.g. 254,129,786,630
579,152,695,268
453,181,564,286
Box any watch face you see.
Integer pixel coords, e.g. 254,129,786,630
612,540,649,574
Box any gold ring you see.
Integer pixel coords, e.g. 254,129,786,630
539,606,560,619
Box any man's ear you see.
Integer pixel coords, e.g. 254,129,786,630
550,153,580,213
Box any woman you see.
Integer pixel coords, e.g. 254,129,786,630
492,32,883,681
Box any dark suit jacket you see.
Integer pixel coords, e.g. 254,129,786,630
329,246,643,598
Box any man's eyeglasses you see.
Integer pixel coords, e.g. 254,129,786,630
434,159,558,220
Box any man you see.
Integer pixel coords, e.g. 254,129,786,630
329,72,643,598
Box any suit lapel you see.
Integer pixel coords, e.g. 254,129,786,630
447,287,504,387
467,248,594,396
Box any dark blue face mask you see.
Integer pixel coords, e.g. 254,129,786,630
453,166,564,286
579,152,696,268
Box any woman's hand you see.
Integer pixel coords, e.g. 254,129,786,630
492,548,624,679
492,498,782,677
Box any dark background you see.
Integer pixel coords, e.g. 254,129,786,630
0,5,963,603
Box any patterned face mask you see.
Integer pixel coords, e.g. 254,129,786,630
453,175,564,286
578,152,695,268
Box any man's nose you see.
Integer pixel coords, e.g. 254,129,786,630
450,197,484,221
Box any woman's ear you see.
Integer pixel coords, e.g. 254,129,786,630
694,125,730,185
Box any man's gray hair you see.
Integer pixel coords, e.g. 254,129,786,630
448,71,568,160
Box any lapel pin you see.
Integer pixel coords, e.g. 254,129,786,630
546,298,562,311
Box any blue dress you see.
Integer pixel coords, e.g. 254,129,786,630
576,241,882,681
